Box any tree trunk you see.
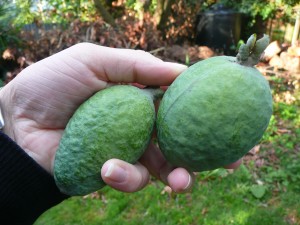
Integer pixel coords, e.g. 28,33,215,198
155,0,175,31
292,7,300,46
93,0,116,26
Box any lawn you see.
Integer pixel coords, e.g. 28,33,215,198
34,70,300,225
34,165,300,225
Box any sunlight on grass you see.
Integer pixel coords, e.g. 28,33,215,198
233,210,251,224
35,162,300,225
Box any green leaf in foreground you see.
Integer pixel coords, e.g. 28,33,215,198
250,185,267,199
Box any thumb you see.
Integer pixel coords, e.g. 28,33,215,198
101,159,150,192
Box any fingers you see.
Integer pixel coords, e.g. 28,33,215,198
139,142,194,193
101,144,243,194
101,159,150,193
224,158,243,169
101,143,195,193
167,168,195,193
64,43,187,87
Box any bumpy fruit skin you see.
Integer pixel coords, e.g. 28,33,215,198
157,56,273,172
54,85,155,196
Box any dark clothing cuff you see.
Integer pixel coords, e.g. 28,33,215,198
0,132,69,225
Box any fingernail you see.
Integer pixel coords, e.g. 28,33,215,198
165,62,188,73
104,162,127,183
183,174,192,191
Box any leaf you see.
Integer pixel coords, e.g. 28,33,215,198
250,185,267,199
201,168,229,180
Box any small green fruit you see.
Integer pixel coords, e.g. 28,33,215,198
54,85,159,196
157,34,273,172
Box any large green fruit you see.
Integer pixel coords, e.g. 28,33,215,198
54,85,159,196
157,34,273,172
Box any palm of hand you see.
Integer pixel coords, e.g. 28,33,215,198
4,54,108,174
2,44,180,176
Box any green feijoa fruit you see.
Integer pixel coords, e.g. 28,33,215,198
54,85,161,196
157,34,273,172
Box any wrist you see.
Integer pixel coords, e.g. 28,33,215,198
0,87,5,131
0,86,11,138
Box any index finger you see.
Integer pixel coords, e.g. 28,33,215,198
64,43,187,86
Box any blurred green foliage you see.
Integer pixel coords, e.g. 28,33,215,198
204,0,299,21
3,0,299,28
0,0,22,52
1,0,299,53
12,0,97,25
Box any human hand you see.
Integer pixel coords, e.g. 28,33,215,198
0,43,241,194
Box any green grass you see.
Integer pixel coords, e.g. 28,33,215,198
34,72,300,225
35,164,300,225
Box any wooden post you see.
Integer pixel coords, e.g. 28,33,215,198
292,6,300,46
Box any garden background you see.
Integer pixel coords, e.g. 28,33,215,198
0,0,299,224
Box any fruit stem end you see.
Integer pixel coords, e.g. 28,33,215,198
236,34,270,67
142,86,164,101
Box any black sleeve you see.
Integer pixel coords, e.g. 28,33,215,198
0,132,69,225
